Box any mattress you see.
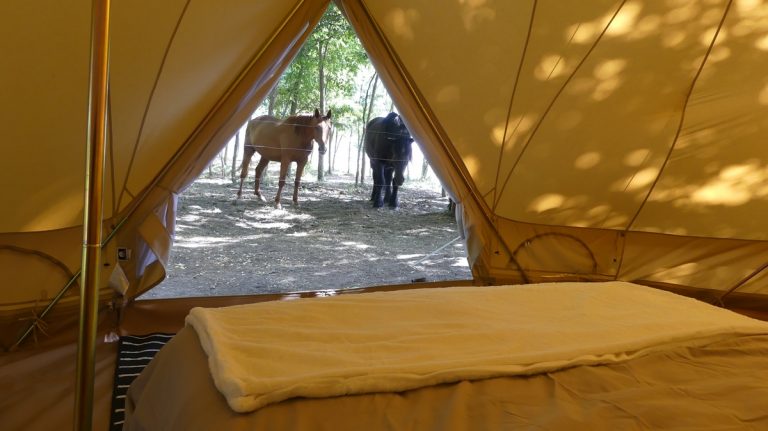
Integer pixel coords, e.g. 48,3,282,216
124,282,768,430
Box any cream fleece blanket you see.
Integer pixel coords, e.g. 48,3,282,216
185,281,768,413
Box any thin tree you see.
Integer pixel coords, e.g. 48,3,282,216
347,128,353,174
231,130,240,183
317,40,328,181
356,72,378,185
220,140,229,179
266,86,278,117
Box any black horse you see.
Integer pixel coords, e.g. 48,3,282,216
364,112,414,208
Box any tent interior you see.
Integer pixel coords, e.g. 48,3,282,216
3,0,768,429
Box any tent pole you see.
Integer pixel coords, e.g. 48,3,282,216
74,0,110,429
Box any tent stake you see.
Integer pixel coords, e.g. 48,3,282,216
74,0,111,429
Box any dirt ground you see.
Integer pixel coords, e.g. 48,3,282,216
140,173,472,299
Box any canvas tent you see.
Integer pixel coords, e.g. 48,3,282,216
2,0,768,428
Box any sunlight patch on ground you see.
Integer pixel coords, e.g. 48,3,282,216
451,257,470,267
193,178,232,185
397,254,424,260
288,232,309,237
179,214,201,223
342,241,372,249
174,236,242,248
406,228,431,235
235,220,293,230
244,208,315,222
185,205,222,215
241,234,272,240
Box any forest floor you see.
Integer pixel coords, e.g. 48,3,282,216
139,172,472,299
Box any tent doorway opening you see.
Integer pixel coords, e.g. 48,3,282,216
139,3,471,299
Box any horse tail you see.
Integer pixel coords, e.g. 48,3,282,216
245,117,262,147
240,118,265,176
239,144,256,180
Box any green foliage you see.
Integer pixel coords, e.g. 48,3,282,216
266,4,369,117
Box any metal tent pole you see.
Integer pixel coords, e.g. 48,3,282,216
74,0,110,429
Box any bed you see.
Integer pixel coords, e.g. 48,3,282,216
124,281,768,430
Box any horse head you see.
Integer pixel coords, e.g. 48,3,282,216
311,108,332,155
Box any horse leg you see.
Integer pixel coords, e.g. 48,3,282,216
252,158,269,202
370,160,385,208
383,165,395,207
292,159,307,206
237,146,256,198
369,164,377,202
274,159,291,209
389,162,407,208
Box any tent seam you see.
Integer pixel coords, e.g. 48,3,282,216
622,0,734,233
116,0,192,211
493,0,628,211
492,0,537,206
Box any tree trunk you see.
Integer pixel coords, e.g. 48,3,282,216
220,136,230,179
231,129,240,183
421,158,429,181
327,125,336,175
360,74,379,185
356,72,378,185
267,86,277,117
317,43,327,182
347,128,353,174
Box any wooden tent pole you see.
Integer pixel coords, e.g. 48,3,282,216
74,0,110,429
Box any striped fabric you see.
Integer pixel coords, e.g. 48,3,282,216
110,333,174,431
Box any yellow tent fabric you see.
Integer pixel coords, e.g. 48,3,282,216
2,0,768,349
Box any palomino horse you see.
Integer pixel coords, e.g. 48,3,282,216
237,109,332,208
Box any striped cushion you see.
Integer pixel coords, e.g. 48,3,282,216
110,333,174,430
